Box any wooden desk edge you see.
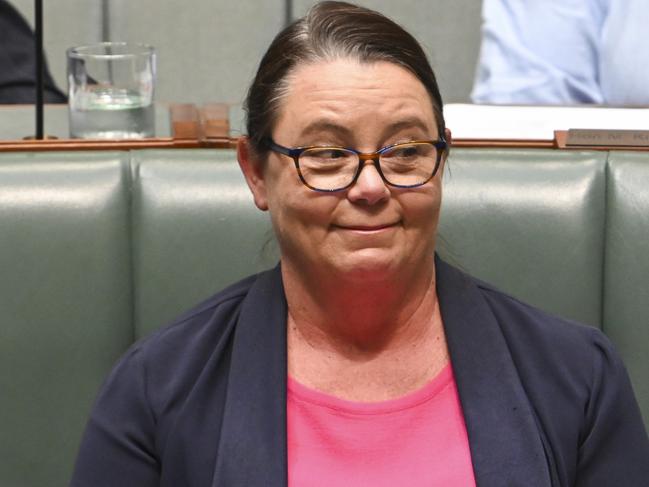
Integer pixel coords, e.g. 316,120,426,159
0,137,237,152
2,135,649,152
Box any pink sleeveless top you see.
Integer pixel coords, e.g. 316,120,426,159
287,364,477,486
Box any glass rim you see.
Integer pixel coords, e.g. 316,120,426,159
67,42,155,60
300,141,438,156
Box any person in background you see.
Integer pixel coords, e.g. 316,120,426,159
472,0,649,105
70,2,649,486
0,0,66,104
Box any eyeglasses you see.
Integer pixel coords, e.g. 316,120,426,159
264,138,447,192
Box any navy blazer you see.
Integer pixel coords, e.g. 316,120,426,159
70,258,649,486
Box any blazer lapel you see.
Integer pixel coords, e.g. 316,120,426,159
212,266,288,487
436,258,552,487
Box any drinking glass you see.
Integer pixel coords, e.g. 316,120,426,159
67,42,156,139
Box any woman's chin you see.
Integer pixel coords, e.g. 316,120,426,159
328,249,407,283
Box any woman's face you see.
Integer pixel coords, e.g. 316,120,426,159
241,58,446,283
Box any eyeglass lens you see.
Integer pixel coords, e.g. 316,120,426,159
298,142,439,191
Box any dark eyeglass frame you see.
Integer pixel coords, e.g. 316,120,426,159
263,137,448,192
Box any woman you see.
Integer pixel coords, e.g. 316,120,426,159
70,2,649,486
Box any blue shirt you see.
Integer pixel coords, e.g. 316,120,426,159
471,0,649,105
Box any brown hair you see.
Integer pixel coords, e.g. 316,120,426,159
244,1,445,152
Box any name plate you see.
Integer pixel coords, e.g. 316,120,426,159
566,129,649,147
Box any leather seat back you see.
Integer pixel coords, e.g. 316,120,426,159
0,152,133,486
604,152,649,423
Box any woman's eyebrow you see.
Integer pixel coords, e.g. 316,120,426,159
380,118,431,139
297,121,354,141
296,117,433,143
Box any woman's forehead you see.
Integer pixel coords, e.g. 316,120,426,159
275,58,437,139
284,59,431,108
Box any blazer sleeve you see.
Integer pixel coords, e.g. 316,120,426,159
69,347,160,487
576,331,649,486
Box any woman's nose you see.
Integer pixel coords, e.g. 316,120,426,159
346,161,390,205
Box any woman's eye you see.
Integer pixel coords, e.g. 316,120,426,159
308,149,348,159
390,146,420,158
328,149,349,159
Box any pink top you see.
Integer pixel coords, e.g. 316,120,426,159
287,364,477,486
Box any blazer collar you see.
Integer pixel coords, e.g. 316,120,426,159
212,266,288,487
436,257,552,486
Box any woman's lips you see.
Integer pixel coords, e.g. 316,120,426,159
333,222,399,232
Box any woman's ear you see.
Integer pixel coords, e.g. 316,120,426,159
444,128,452,146
439,128,452,173
237,137,269,211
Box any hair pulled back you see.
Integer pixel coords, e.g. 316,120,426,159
244,1,445,152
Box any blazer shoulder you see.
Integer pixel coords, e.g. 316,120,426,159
112,271,269,395
475,278,608,355
474,278,649,484
473,277,627,413
135,272,260,352
105,270,276,424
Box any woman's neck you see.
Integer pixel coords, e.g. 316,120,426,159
282,257,437,350
283,258,448,400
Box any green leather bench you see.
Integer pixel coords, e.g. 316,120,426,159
1,148,647,486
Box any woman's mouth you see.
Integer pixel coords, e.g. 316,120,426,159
333,222,399,232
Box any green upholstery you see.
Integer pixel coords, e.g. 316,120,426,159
604,151,649,428
131,150,275,338
0,153,133,487
0,148,647,486
439,149,607,328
